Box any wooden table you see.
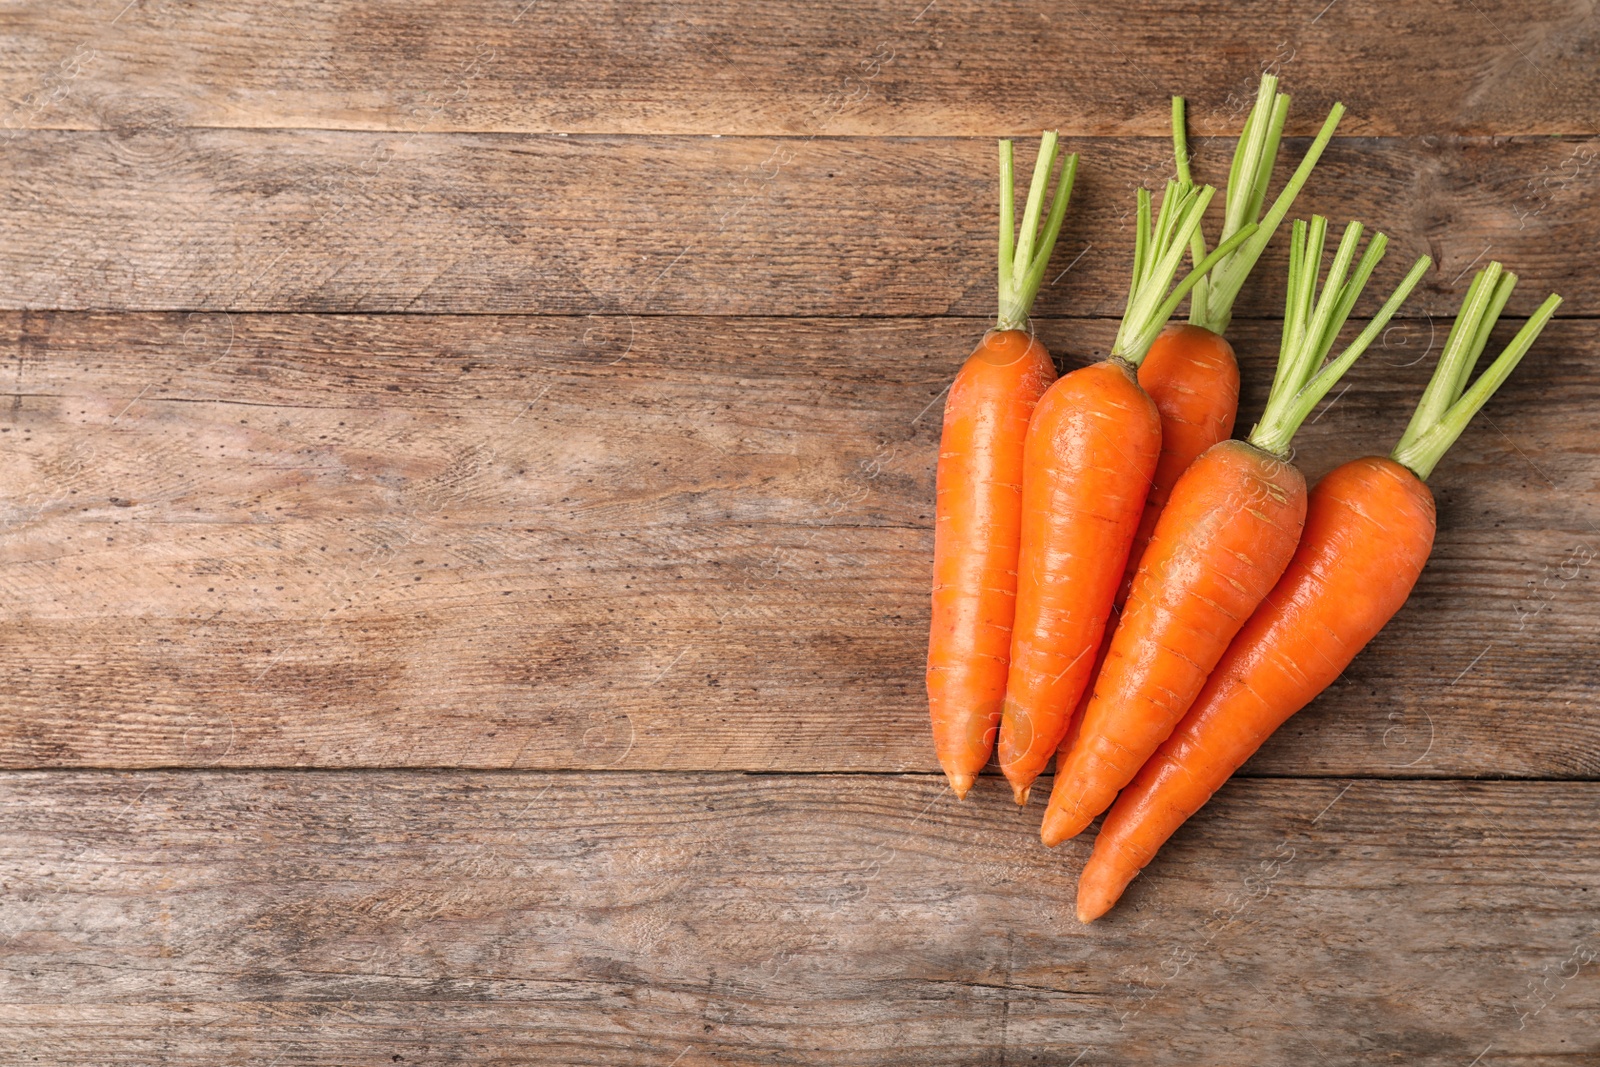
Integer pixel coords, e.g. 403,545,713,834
1,2,1596,1062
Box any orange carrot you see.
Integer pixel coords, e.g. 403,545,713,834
927,134,1077,798
1050,328,1239,768
1055,78,1342,768
1132,81,1343,596
1128,325,1241,592
1043,216,1432,845
997,178,1260,804
1077,267,1561,920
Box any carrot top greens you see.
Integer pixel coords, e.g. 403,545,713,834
1111,182,1256,365
1173,75,1345,336
1249,216,1430,456
996,133,1079,332
1391,264,1561,481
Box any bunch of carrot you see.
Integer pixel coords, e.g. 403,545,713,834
926,75,1561,921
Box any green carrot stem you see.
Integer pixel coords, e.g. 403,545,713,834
1299,218,1367,381
1172,96,1194,185
998,141,1016,319
1220,77,1283,243
1171,96,1211,324
1012,136,1056,288
1111,180,1256,365
1288,253,1427,427
996,133,1079,331
1397,263,1504,450
1135,222,1256,357
1269,215,1330,405
1172,74,1345,336
1453,269,1517,404
1390,264,1562,481
1249,216,1431,456
1020,152,1079,310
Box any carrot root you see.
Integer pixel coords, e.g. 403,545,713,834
928,331,1056,794
927,136,1077,792
947,771,977,800
999,359,1161,801
1124,324,1240,600
1042,439,1306,847
1074,456,1435,914
1076,863,1132,923
1076,265,1561,920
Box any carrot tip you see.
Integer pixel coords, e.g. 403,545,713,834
1076,870,1128,923
1012,784,1030,806
1040,808,1088,848
1076,899,1111,924
947,772,976,800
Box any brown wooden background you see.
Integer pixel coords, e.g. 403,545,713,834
1,1,1597,1063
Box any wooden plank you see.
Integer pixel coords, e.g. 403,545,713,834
0,771,1595,1064
0,131,1596,315
3,313,1595,776
1,0,1596,137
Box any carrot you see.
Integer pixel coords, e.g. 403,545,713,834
1076,266,1561,921
1134,81,1343,595
927,134,1078,799
1056,79,1345,765
996,177,1260,805
1042,216,1432,845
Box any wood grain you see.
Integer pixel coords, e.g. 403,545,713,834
0,0,1595,137
4,313,1595,776
1,771,1596,1065
4,3,1597,1062
0,131,1596,316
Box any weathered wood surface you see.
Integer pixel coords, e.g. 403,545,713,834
0,0,1596,137
4,313,1595,776
1,772,1595,1065
4,1,1599,1060
0,131,1597,316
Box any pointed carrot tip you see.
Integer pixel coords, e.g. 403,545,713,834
1040,808,1088,848
1076,879,1122,923
1012,784,1030,806
1078,857,1135,922
947,772,976,800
